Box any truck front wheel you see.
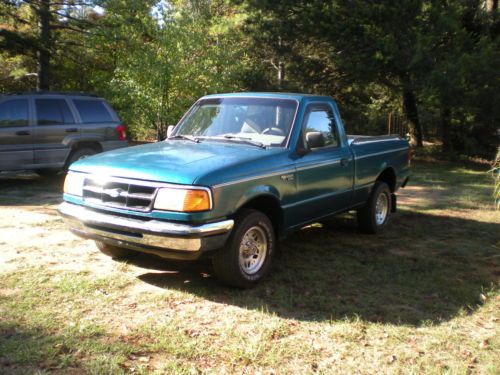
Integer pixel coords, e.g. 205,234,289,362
95,241,138,259
212,209,275,288
357,181,392,234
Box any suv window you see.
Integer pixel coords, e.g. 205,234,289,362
73,100,113,123
0,99,29,127
36,99,75,125
303,104,339,148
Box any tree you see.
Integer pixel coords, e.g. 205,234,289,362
1,0,100,90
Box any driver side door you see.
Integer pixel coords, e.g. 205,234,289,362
291,103,354,225
0,98,34,170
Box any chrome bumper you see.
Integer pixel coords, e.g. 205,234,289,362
58,202,233,258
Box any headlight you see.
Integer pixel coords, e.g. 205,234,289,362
63,172,85,197
154,187,212,212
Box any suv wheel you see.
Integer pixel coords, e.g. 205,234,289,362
212,209,275,288
95,241,138,259
357,181,392,234
66,147,97,169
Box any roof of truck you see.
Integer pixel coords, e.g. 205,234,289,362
201,92,334,102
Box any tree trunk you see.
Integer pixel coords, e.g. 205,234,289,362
486,0,498,12
277,36,285,88
37,0,51,91
402,85,423,147
440,106,452,152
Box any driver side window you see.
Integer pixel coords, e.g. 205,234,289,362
303,104,339,148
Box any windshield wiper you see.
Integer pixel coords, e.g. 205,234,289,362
168,135,201,143
220,135,266,149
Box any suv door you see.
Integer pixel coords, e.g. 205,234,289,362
33,97,78,166
0,98,33,171
292,103,354,223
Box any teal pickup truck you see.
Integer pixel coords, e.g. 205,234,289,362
59,93,410,287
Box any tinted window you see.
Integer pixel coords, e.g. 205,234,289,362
0,99,29,127
36,99,74,125
303,105,338,148
73,100,113,123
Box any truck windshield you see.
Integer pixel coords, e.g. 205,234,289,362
173,97,298,147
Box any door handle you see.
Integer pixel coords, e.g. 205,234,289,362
340,158,349,166
15,130,30,136
65,128,78,133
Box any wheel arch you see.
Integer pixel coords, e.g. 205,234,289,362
234,190,284,237
375,167,397,193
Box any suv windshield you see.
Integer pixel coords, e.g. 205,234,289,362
173,97,298,147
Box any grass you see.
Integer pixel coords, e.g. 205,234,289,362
0,159,499,374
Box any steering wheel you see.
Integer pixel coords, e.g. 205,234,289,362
262,127,285,136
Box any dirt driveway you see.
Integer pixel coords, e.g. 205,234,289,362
0,164,498,374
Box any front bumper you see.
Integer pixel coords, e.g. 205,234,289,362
58,202,233,260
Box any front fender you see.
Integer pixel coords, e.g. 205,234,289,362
233,184,282,212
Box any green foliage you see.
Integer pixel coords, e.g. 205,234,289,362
0,0,498,157
492,149,500,209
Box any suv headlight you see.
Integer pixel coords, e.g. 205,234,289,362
154,187,212,212
63,172,86,197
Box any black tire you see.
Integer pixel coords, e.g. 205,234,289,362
357,181,392,234
212,209,276,288
66,147,97,169
95,241,138,259
35,168,61,177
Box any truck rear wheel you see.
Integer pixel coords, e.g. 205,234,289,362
357,181,392,234
212,209,275,288
95,241,138,259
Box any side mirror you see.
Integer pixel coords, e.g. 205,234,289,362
166,125,175,138
306,132,325,149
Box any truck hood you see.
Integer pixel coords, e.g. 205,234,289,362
70,140,282,185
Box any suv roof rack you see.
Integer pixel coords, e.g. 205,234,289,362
4,91,100,97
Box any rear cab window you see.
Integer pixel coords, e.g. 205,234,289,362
73,99,115,123
0,99,30,127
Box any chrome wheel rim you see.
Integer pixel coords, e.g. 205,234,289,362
375,193,389,225
239,226,268,275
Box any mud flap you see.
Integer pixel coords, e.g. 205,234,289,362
391,193,397,213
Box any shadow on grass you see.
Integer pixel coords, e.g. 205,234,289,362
0,171,63,206
130,211,498,326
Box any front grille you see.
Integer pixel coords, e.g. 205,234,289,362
83,178,157,211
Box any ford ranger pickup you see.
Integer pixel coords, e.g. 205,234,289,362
59,93,411,287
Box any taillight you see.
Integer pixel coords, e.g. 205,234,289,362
116,125,127,141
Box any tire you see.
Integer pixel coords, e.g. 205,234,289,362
35,168,61,177
357,181,392,234
95,241,138,259
66,147,97,169
212,209,276,288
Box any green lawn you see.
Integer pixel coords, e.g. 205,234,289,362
0,160,498,374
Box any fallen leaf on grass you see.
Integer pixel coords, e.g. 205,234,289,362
479,339,489,349
184,328,201,337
